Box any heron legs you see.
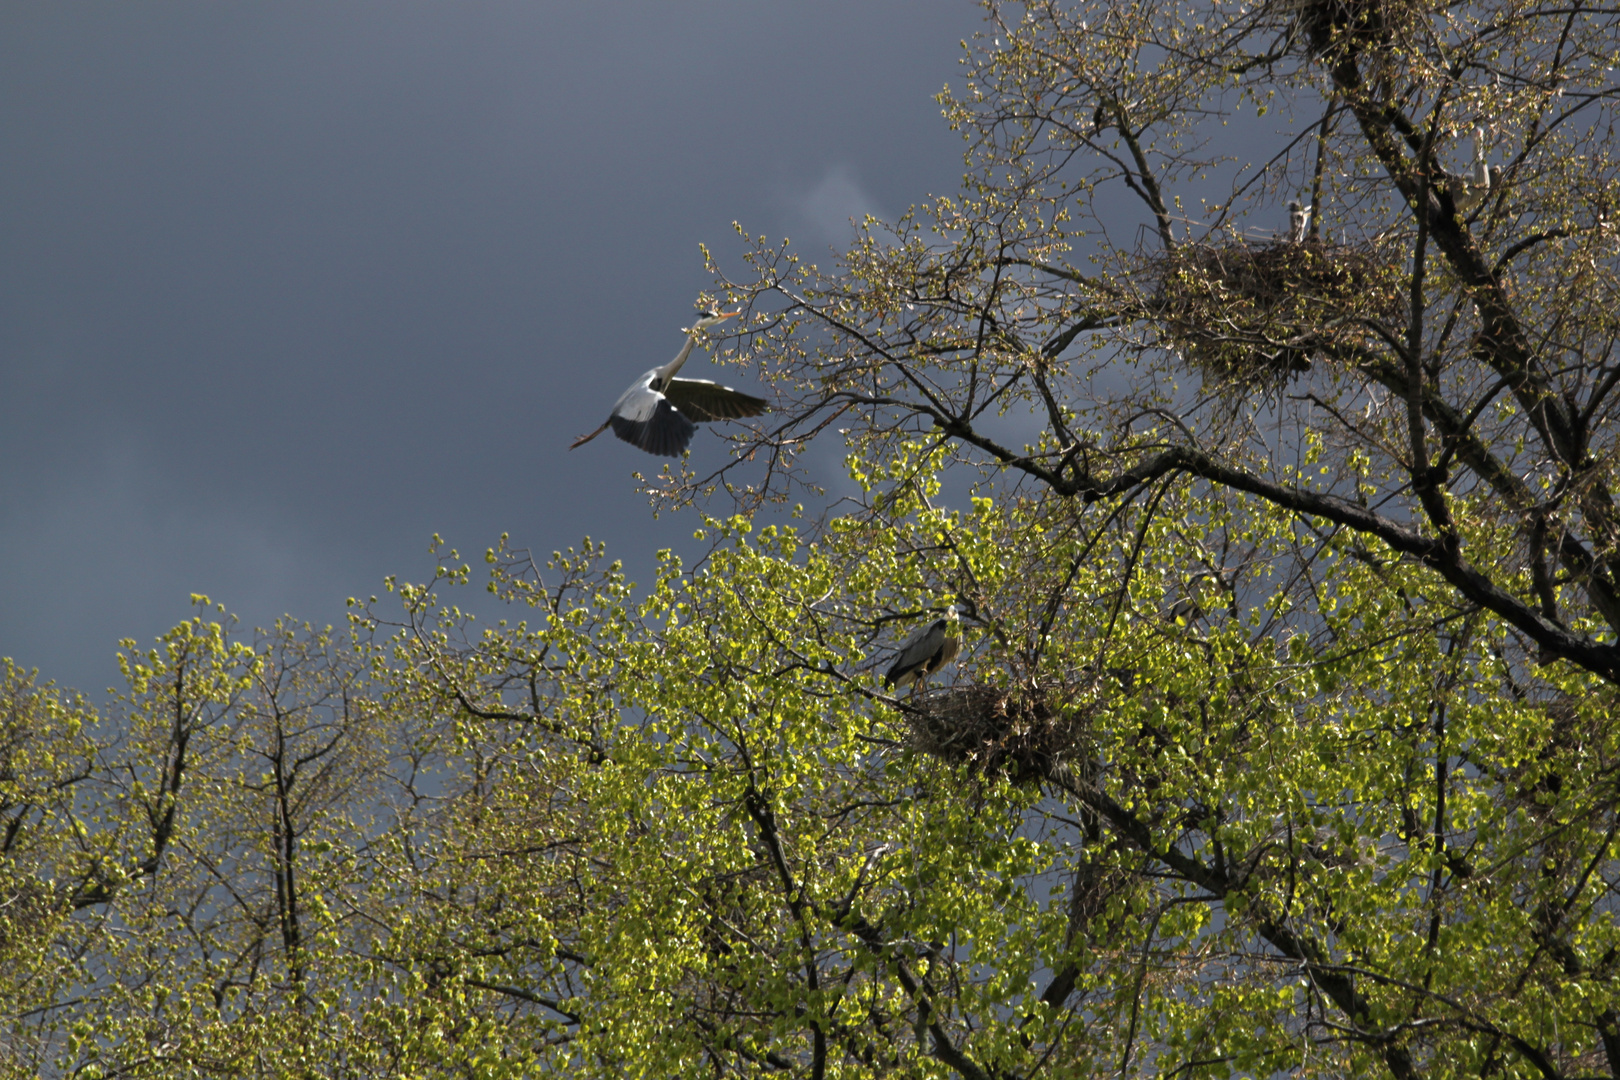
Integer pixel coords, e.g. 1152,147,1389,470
569,421,611,450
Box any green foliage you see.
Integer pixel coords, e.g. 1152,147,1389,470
3,475,1618,1076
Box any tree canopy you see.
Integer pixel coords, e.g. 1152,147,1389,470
3,0,1619,1077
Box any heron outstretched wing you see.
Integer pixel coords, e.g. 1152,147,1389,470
609,395,695,457
665,378,769,423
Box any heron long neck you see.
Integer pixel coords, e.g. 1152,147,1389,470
1472,133,1489,186
658,332,700,385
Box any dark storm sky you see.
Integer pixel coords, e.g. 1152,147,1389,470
0,2,979,693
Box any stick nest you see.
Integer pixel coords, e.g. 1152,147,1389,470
907,682,1088,786
1278,0,1435,59
1149,238,1403,387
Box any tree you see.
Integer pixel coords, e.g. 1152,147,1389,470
617,0,1620,1070
0,610,397,1078
5,485,1618,1078
0,661,96,1078
703,0,1620,688
351,476,1614,1079
5,0,1620,1076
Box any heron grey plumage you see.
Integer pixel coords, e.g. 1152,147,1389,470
1288,200,1312,243
570,309,768,457
884,605,962,693
1447,128,1495,214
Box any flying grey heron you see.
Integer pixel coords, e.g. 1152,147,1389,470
1288,200,1312,243
569,309,768,457
884,605,962,694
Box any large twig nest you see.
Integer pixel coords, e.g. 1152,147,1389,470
1277,0,1435,59
1149,238,1403,387
907,682,1089,785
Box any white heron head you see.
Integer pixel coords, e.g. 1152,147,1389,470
689,309,741,332
945,604,960,621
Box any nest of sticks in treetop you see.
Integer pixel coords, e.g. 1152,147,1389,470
907,682,1087,786
1149,237,1402,388
1279,0,1432,59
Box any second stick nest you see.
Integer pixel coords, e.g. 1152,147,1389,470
1149,238,1403,387
908,682,1089,786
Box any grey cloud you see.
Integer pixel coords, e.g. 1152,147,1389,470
0,0,980,694
0,446,330,689
786,165,889,250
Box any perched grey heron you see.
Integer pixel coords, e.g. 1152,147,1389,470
570,309,768,457
1288,200,1312,243
884,605,962,694
1446,128,1496,214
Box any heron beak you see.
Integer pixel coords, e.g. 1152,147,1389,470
683,309,741,333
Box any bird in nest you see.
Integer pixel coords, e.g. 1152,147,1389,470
883,605,962,696
1288,200,1313,244
1445,127,1501,216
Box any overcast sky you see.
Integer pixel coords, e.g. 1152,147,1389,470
0,2,979,694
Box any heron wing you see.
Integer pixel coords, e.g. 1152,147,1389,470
884,619,947,688
928,628,961,674
608,389,696,457
609,371,664,420
665,378,770,423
